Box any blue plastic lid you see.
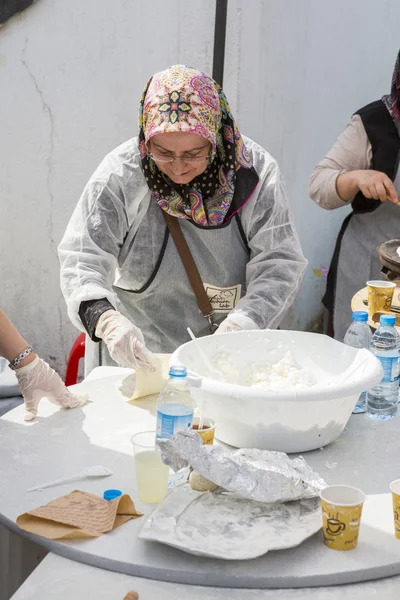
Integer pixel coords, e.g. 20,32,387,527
352,311,368,323
169,365,187,378
103,489,122,501
380,314,396,326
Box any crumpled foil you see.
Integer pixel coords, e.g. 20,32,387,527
157,430,327,504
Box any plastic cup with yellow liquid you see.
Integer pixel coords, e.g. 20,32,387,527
367,280,396,318
131,431,169,504
320,485,366,551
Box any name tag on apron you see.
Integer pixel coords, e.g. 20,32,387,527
204,283,242,313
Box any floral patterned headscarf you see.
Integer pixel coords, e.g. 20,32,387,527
382,49,400,133
138,65,257,226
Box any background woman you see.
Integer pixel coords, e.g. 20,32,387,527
310,50,400,341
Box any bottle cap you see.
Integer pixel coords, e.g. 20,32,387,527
352,311,368,323
380,314,396,326
169,365,187,378
103,489,122,501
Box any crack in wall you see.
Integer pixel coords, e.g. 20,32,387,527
21,37,56,255
21,38,67,369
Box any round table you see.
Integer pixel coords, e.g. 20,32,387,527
10,553,400,600
1,367,400,594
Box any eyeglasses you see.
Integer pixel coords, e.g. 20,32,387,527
148,152,212,165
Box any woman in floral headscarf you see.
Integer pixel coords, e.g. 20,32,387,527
59,65,306,371
310,50,400,343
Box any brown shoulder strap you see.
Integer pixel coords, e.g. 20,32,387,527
162,211,217,330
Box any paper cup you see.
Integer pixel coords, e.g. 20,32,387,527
192,417,216,445
320,485,365,551
390,479,400,539
367,280,396,317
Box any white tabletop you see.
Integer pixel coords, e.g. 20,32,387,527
2,367,400,591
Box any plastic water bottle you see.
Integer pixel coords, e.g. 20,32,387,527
366,314,400,420
343,311,372,413
156,366,194,439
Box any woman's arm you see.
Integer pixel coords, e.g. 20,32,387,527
58,177,129,333
58,169,154,369
309,115,372,209
0,308,87,420
0,309,37,366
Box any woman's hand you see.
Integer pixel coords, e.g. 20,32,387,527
95,310,154,371
354,170,399,203
215,312,259,334
15,357,88,421
337,169,399,204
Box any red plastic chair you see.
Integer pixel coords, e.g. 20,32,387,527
65,333,86,386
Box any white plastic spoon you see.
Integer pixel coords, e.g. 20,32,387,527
27,465,113,492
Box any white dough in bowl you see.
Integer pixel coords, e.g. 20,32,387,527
214,351,316,390
247,352,316,391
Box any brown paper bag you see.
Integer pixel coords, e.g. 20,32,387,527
17,490,142,540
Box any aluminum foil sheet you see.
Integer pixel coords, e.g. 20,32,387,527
139,486,321,559
158,430,327,503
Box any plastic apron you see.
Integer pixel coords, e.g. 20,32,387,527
85,199,250,373
333,165,400,342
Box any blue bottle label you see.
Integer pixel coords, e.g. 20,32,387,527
156,409,194,438
377,355,400,383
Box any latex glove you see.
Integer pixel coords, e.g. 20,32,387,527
216,312,260,334
15,356,88,422
95,310,154,371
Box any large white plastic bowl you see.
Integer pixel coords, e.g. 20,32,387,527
171,330,383,453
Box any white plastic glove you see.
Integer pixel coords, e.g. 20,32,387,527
15,356,88,422
215,312,260,334
95,310,154,371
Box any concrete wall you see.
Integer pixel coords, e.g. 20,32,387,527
1,0,400,373
0,0,215,373
224,0,400,330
